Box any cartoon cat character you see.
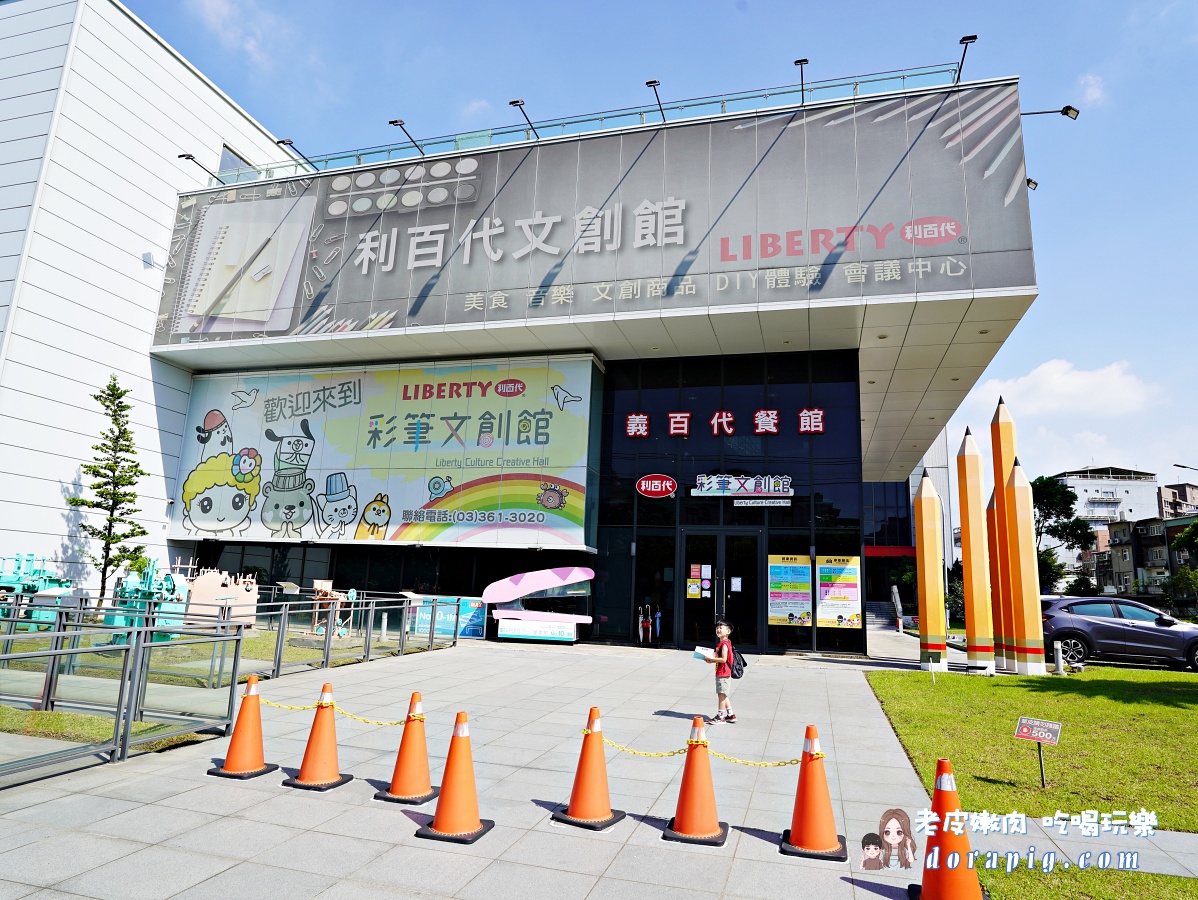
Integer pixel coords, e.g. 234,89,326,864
355,493,391,540
260,470,316,539
316,472,358,539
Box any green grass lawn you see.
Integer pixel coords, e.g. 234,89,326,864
868,667,1198,898
0,705,211,753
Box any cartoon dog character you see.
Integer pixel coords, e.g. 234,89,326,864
316,472,358,539
260,469,316,539
355,493,391,540
264,418,315,474
196,410,234,461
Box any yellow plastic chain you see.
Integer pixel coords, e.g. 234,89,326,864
587,728,808,767
259,696,419,728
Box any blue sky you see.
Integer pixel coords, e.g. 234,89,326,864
127,0,1198,494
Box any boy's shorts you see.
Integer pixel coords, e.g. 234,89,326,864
715,676,731,694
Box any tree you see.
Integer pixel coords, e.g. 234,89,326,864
1038,548,1067,594
1031,476,1097,555
945,559,965,625
1063,573,1099,597
1172,522,1198,560
1161,566,1198,610
67,375,149,598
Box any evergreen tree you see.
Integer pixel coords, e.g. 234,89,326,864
67,375,149,597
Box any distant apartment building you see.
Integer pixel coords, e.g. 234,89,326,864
1159,483,1198,519
1052,467,1159,526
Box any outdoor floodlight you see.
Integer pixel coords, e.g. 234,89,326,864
275,138,318,170
177,153,225,184
645,80,666,123
793,58,809,103
1061,105,1080,119
1026,178,1038,191
388,119,425,156
956,35,978,84
509,99,540,139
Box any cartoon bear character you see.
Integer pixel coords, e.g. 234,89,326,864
196,410,234,461
316,472,358,540
355,493,391,540
260,470,316,539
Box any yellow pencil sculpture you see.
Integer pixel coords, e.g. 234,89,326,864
1006,458,1046,674
956,429,995,674
986,491,1002,665
914,471,948,672
990,398,1018,671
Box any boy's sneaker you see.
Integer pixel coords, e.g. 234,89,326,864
706,712,726,724
725,713,737,724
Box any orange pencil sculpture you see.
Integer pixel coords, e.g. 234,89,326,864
914,471,948,672
1006,459,1046,674
956,429,995,675
990,398,1018,671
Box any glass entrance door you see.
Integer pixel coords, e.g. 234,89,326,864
679,531,761,651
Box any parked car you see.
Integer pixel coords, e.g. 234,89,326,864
1041,596,1198,670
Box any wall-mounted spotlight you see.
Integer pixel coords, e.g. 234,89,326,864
178,153,225,184
645,80,666,123
1021,105,1080,119
793,58,809,104
509,99,540,139
1026,178,1038,191
956,35,978,84
388,119,425,156
275,138,318,171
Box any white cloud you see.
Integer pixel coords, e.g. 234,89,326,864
1078,74,1107,106
974,359,1160,417
460,99,492,118
185,0,281,70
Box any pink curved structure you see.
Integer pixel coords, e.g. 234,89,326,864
482,566,595,625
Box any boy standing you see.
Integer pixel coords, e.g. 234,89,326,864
704,619,736,724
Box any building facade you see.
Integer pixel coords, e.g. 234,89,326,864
0,3,1041,653
0,0,295,578
1052,467,1159,526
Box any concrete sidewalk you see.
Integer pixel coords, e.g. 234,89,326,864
0,640,1194,899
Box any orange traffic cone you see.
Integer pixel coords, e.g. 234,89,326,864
909,759,988,900
375,691,438,805
780,725,847,860
551,707,626,830
415,712,494,844
208,675,278,779
663,716,728,846
281,683,353,791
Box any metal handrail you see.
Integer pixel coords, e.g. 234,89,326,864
209,64,959,185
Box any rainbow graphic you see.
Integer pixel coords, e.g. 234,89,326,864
389,472,585,544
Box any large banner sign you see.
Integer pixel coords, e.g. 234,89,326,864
816,556,862,629
171,356,597,549
154,81,1032,345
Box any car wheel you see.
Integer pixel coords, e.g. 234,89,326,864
1188,643,1198,672
1057,635,1089,666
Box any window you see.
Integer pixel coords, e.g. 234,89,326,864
1069,602,1118,618
218,145,251,172
1121,549,1130,561
1117,603,1158,622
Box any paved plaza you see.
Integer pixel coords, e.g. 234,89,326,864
1,636,1196,899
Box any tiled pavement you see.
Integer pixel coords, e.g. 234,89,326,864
0,638,1194,899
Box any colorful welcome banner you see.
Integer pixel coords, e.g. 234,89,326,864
170,355,597,549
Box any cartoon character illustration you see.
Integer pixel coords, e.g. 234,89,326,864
316,472,358,539
260,470,316,538
878,808,917,869
181,451,260,537
231,389,259,410
195,409,234,461
537,482,569,510
859,833,884,870
264,419,315,473
428,475,453,502
355,493,391,540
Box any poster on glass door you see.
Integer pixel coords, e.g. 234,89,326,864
816,556,862,628
767,555,812,626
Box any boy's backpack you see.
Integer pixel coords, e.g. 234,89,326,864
730,647,747,679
